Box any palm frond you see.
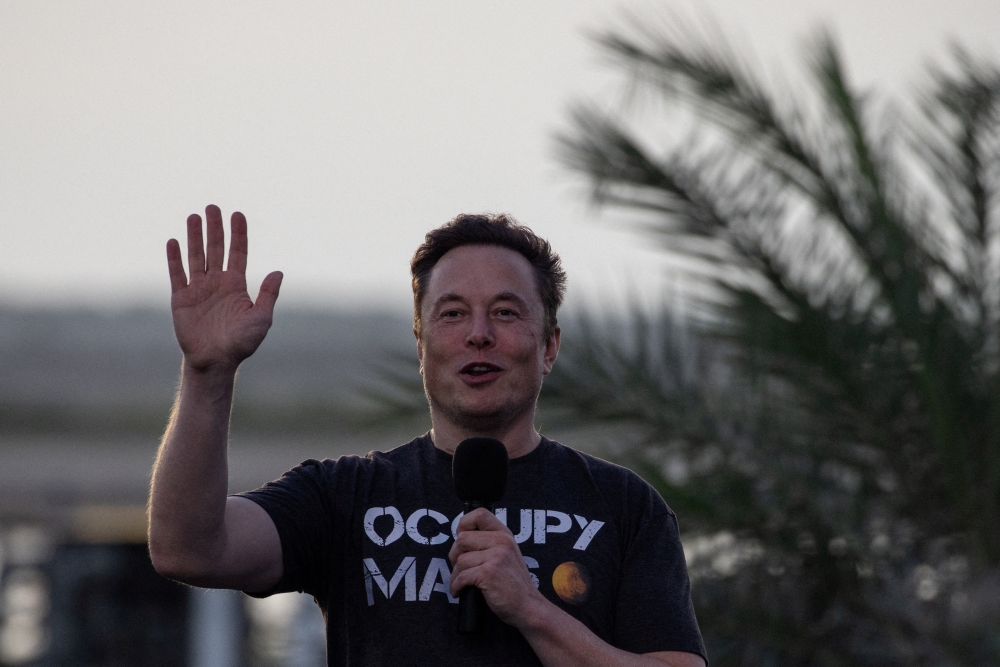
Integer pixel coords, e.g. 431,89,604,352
553,15,1000,664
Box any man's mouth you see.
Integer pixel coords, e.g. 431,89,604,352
460,362,502,377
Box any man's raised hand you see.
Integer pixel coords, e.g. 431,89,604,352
166,205,282,373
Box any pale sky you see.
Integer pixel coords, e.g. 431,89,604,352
2,0,998,311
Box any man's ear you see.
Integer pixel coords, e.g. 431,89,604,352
541,326,560,375
414,328,424,373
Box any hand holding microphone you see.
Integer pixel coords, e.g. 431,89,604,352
450,437,508,633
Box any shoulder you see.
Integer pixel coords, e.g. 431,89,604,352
370,433,433,466
251,434,433,495
542,438,676,524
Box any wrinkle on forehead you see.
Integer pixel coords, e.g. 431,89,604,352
423,246,544,313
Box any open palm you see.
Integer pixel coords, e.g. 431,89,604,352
166,205,282,372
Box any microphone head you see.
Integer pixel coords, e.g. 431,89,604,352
452,437,509,504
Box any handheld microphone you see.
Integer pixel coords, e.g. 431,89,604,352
452,437,509,634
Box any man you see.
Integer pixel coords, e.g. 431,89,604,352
148,205,706,667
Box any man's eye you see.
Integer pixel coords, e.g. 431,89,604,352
442,310,461,318
497,309,515,317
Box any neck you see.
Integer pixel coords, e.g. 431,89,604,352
429,411,541,460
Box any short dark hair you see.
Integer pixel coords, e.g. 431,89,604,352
410,213,566,338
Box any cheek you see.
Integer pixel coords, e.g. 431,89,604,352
423,332,458,358
420,332,467,372
512,326,543,357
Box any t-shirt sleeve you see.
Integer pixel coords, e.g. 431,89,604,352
613,508,707,662
235,458,341,600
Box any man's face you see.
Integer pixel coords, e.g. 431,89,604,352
416,244,560,434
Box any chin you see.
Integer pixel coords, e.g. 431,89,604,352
432,396,533,434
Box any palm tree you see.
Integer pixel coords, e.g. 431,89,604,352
550,16,1000,667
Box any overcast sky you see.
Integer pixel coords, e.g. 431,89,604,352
2,0,998,312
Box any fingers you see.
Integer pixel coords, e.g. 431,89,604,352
449,544,530,601
449,550,493,592
449,517,515,565
227,211,248,274
183,206,273,289
166,239,188,292
255,271,283,315
186,214,205,278
205,204,225,272
458,507,506,532
449,532,504,564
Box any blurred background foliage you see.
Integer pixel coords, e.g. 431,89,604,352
541,15,1000,667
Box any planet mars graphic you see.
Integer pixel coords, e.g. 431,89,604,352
552,561,591,605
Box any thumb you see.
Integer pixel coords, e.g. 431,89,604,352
255,271,283,315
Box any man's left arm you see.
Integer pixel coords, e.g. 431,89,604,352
449,509,706,667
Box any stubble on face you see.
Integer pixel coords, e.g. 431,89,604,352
424,376,541,436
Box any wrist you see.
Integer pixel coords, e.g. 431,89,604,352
181,357,239,379
511,588,557,636
179,359,239,401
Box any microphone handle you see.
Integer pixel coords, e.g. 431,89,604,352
458,500,487,634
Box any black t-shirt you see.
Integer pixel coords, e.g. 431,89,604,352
240,435,706,666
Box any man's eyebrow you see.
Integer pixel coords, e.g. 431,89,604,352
494,292,528,306
432,293,465,308
431,292,530,309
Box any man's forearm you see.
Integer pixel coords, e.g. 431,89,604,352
518,596,705,667
148,362,237,581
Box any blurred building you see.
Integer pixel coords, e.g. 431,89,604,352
0,307,418,666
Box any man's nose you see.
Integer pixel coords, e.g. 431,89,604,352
466,311,495,349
